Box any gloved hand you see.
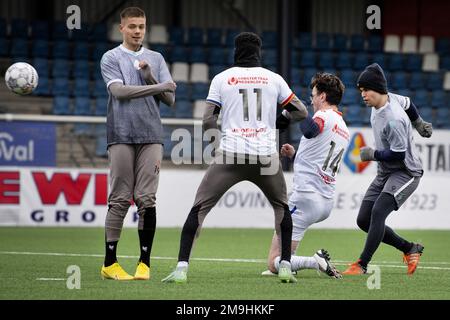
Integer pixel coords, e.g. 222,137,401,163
360,147,376,162
412,117,433,138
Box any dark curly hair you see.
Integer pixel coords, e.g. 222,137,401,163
310,73,345,106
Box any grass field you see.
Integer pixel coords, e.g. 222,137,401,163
0,227,449,300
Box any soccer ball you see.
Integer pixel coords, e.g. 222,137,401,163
4,62,39,95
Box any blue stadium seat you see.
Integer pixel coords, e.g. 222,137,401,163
316,33,331,50
52,77,70,96
92,63,103,80
388,53,404,71
225,48,234,65
318,51,334,69
187,27,204,46
263,49,277,68
95,97,108,116
92,79,108,98
335,52,352,69
74,97,92,115
170,46,189,63
52,21,69,40
353,52,369,70
339,69,357,87
435,108,450,128
391,71,408,90
225,29,240,47
52,59,70,78
33,58,50,77
360,106,371,125
175,100,192,118
405,54,422,72
189,46,207,63
209,65,226,80
208,47,226,65
367,35,383,53
369,53,386,69
0,38,8,57
31,39,49,58
414,89,430,107
291,68,301,85
345,105,363,126
92,42,109,61
175,82,191,101
301,68,317,86
160,102,174,118
436,37,450,55
11,19,29,38
71,24,90,41
440,56,450,70
409,72,426,90
10,39,29,57
53,96,72,115
95,134,108,157
333,34,348,51
290,50,300,68
350,35,365,51
52,41,70,59
90,23,108,41
300,50,316,68
426,72,444,90
206,28,223,46
296,32,312,49
342,88,360,106
397,89,414,100
31,21,49,39
73,78,90,97
169,27,185,45
33,76,51,96
418,107,433,123
431,90,446,109
290,123,302,144
262,31,278,48
191,83,209,100
73,42,90,60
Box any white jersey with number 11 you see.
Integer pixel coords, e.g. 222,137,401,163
206,66,294,156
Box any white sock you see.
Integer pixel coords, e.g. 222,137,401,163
290,255,318,271
274,256,281,271
176,261,189,269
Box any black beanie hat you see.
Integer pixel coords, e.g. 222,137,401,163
233,32,262,68
357,63,388,94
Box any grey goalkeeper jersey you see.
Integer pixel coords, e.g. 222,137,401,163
370,93,423,176
101,45,173,145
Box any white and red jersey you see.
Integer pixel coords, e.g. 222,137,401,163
293,109,350,199
206,67,294,156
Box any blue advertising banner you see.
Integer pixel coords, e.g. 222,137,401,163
0,121,56,166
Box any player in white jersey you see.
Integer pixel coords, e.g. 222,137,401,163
343,63,432,276
263,73,349,278
162,32,311,284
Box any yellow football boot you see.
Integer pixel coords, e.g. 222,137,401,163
134,262,150,280
101,262,134,280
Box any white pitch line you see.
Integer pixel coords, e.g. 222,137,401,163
1,251,450,271
36,278,65,281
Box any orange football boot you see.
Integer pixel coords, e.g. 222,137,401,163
342,259,367,275
403,243,424,275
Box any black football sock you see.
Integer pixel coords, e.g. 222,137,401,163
138,207,156,267
104,240,118,267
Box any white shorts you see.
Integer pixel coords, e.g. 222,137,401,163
289,191,334,242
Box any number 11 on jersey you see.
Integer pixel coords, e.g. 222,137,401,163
239,88,262,121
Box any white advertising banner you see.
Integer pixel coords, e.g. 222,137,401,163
1,128,449,229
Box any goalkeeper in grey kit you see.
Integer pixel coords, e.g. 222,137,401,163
343,63,432,275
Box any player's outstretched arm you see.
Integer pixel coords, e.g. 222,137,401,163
282,95,308,121
108,81,176,100
139,61,176,106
